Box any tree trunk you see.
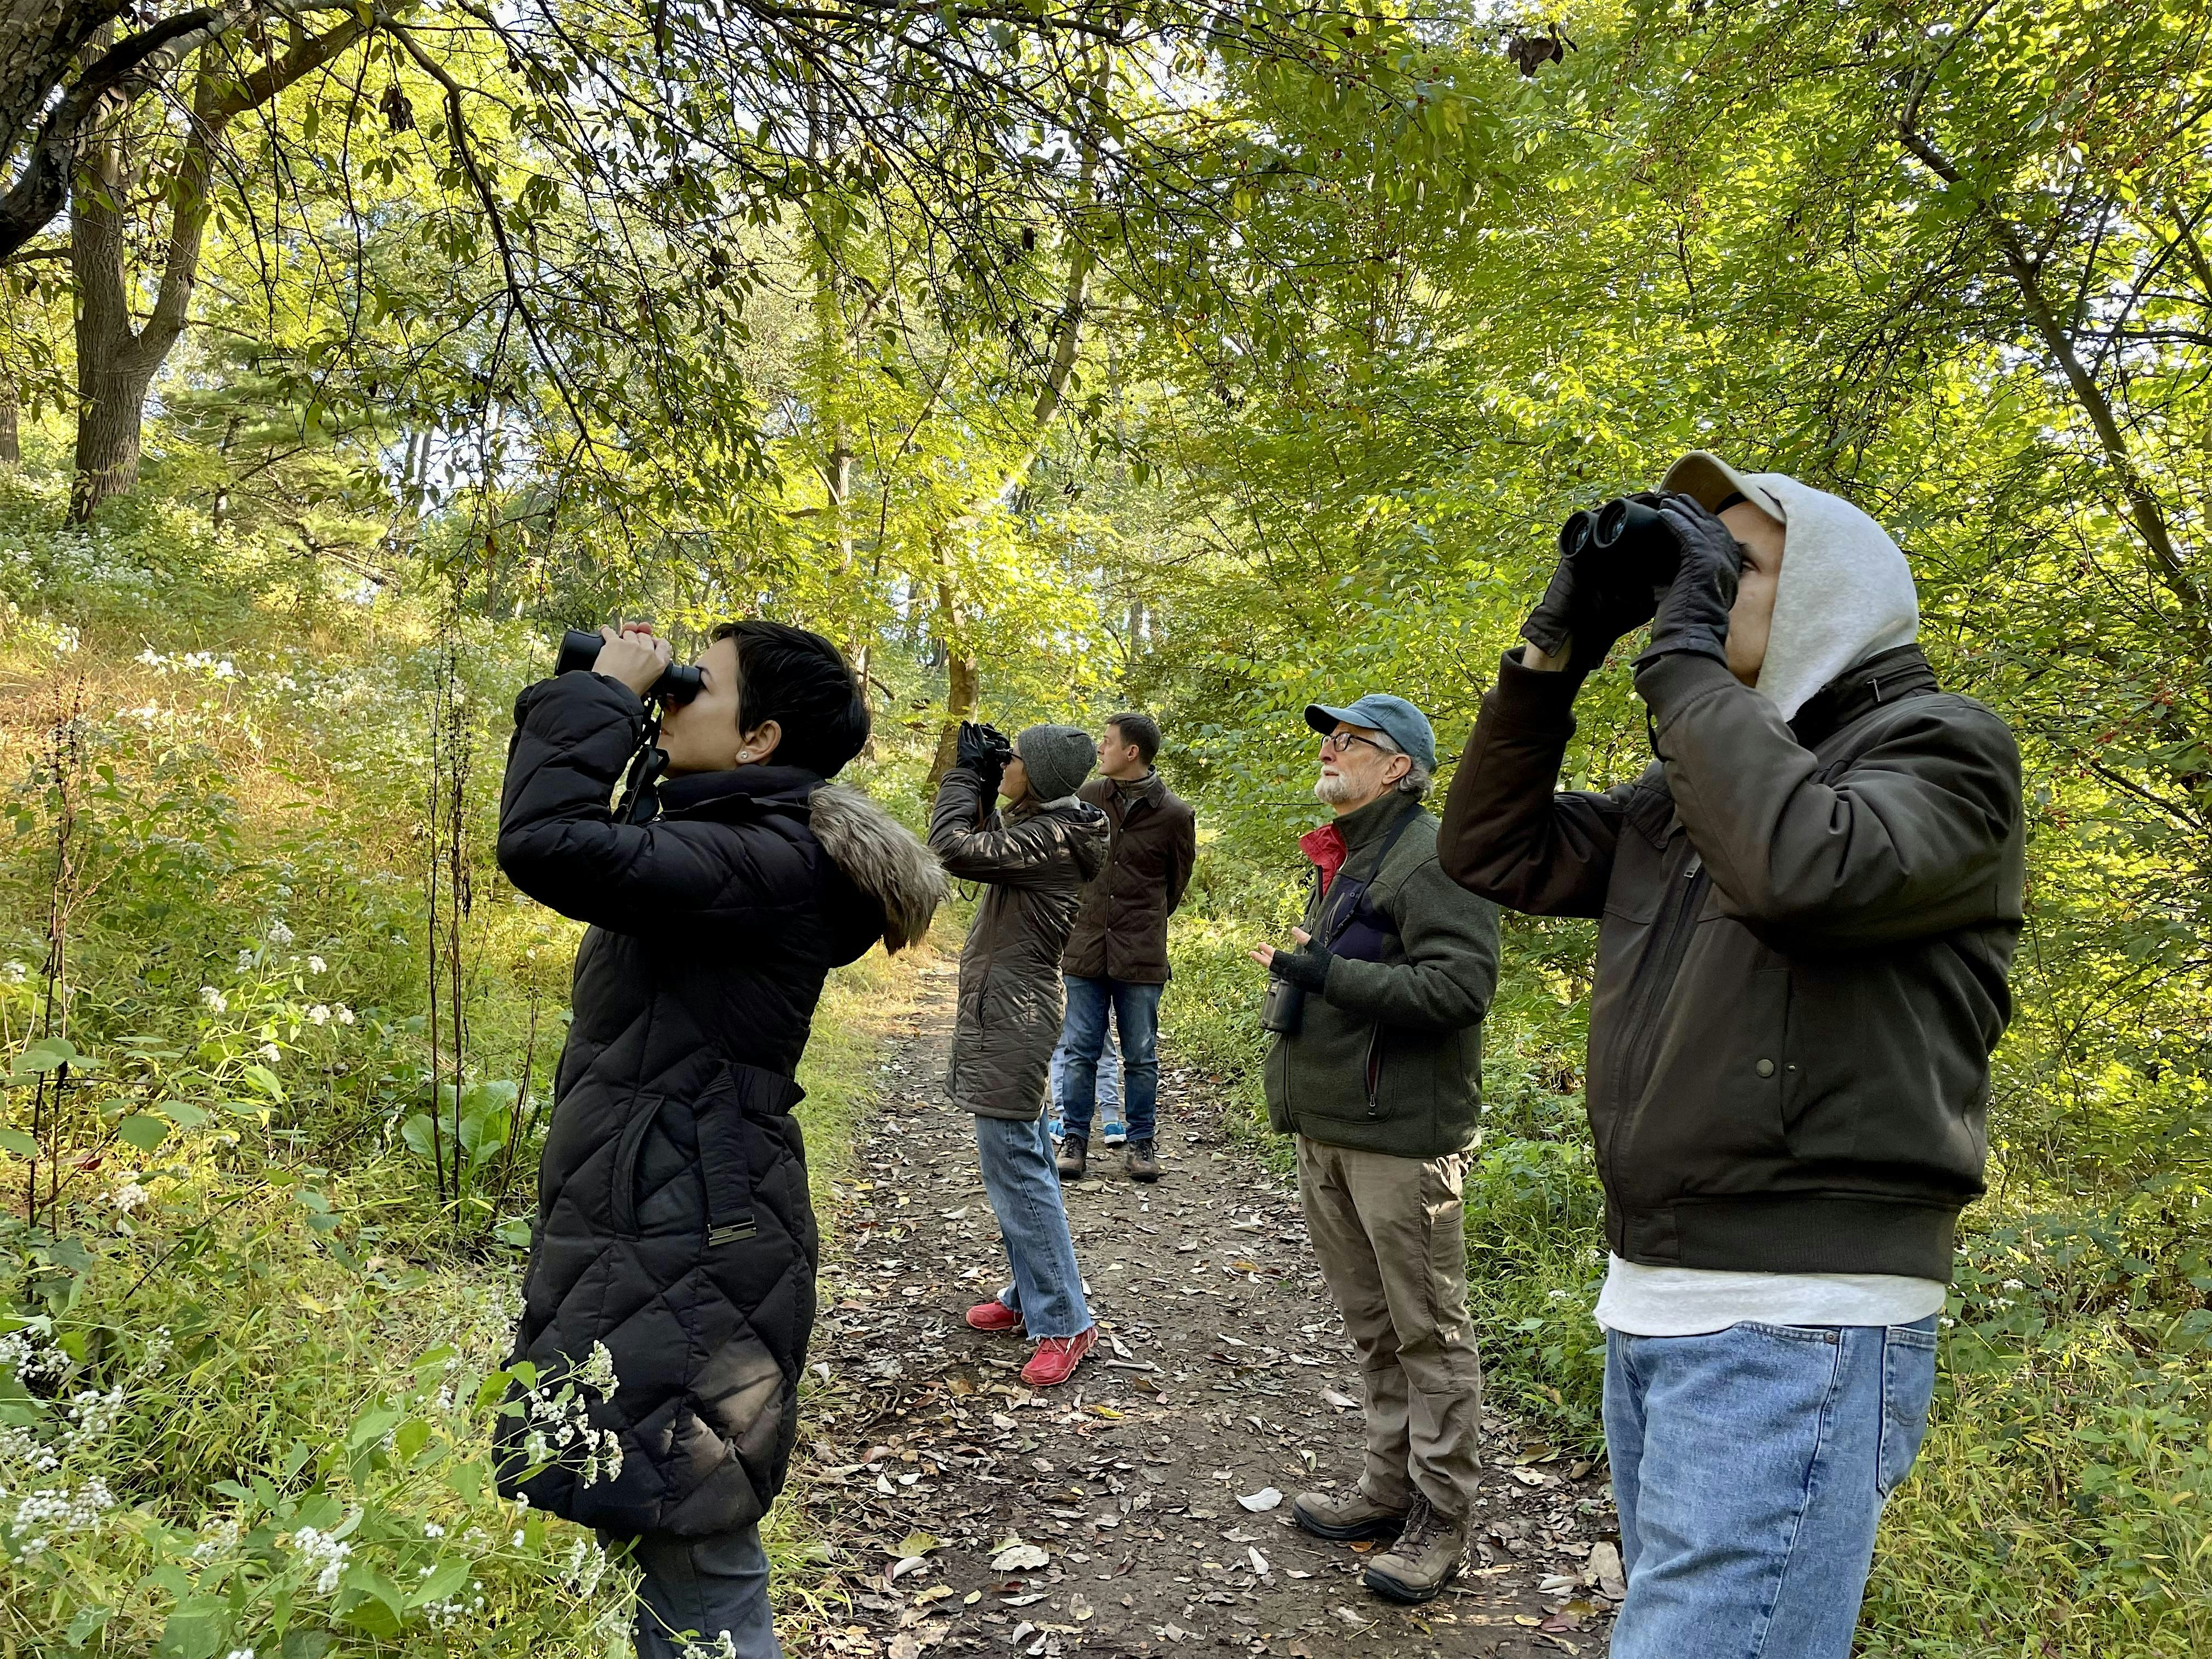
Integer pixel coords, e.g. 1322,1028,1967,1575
66,117,152,521
63,19,366,521
69,349,153,516
929,651,980,786
0,371,18,465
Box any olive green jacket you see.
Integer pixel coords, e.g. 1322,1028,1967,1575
1263,794,1500,1158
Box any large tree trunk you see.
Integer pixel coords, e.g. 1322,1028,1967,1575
63,18,366,522
66,117,157,521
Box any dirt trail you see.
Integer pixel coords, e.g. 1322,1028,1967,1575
792,969,1620,1659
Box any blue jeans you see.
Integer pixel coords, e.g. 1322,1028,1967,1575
1603,1317,1939,1659
1056,977,1161,1142
974,1114,1092,1339
1048,1023,1122,1139
625,1525,780,1658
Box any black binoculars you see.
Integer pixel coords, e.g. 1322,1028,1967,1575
1559,496,1680,592
555,629,704,704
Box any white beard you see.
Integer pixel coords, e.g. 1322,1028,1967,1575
1314,771,1360,806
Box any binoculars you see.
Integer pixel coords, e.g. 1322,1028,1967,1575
1559,495,1680,592
555,629,704,704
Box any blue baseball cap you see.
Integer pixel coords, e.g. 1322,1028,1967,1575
1303,694,1436,772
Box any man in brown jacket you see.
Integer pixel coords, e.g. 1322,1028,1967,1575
1437,454,2024,1659
1053,712,1198,1184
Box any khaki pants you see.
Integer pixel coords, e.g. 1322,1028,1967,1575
1297,1136,1485,1521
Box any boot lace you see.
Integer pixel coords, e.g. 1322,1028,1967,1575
1393,1493,1441,1553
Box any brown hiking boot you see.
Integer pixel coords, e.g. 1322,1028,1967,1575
1124,1137,1160,1183
1055,1135,1087,1181
1361,1494,1465,1604
1291,1488,1409,1542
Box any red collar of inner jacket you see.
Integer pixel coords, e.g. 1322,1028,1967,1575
1299,821,1348,893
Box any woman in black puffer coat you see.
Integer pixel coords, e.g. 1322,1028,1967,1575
494,621,945,1659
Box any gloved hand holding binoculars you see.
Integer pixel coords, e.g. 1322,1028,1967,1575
953,720,1015,799
1521,490,1744,675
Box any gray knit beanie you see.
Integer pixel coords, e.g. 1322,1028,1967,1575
1017,724,1094,803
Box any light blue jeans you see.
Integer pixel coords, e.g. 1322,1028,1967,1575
974,1113,1092,1339
625,1525,780,1658
1055,977,1162,1143
1048,1021,1122,1140
1603,1317,1939,1659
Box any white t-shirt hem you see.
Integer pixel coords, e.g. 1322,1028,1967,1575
1593,1254,1947,1337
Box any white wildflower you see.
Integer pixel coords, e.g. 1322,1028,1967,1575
307,1005,330,1026
237,949,257,974
334,1005,356,1026
0,1326,66,1384
225,1649,253,1659
108,1182,150,1215
136,648,165,668
2001,1278,2025,1291
291,1525,352,1594
11,1477,116,1556
259,1043,282,1065
193,1516,241,1560
200,986,228,1014
266,920,294,947
0,961,26,986
424,1521,445,1538
307,955,326,975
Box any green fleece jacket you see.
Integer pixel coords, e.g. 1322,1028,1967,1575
1263,793,1500,1158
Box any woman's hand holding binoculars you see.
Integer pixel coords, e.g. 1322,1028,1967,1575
591,623,674,697
955,720,1014,797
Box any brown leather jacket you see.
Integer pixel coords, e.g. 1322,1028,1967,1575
1438,644,2024,1281
1060,771,1198,984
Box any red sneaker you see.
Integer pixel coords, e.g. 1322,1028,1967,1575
966,1300,1023,1333
1021,1327,1097,1388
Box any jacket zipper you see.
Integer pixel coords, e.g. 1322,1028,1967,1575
1364,1025,1384,1118
1603,850,1708,1187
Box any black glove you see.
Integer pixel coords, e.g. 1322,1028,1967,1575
1635,494,1743,667
1521,500,1665,674
1268,945,1334,995
954,720,1012,795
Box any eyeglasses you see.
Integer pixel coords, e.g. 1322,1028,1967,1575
1319,730,1395,758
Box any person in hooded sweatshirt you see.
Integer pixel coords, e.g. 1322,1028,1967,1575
495,620,947,1659
1437,455,2024,1659
929,722,1111,1387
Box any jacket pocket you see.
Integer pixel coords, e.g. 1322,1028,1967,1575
610,1095,670,1238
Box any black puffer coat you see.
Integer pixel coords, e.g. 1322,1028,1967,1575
928,768,1109,1120
493,672,945,1537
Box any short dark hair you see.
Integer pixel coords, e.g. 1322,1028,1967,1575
1105,711,1161,765
711,620,870,778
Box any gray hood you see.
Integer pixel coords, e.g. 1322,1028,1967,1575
1733,473,1920,720
809,783,949,952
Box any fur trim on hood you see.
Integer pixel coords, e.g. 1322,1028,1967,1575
809,783,950,952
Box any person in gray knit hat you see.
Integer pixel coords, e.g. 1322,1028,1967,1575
1017,724,1098,804
928,720,1111,1386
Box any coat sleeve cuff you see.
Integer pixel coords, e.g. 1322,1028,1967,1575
1632,650,1741,724
1491,648,1588,724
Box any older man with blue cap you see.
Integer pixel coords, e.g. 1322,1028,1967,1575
1247,691,1501,1606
